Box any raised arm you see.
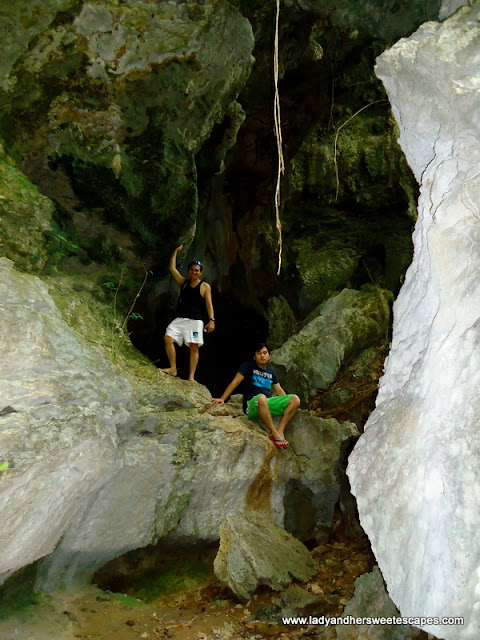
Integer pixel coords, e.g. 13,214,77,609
169,245,186,286
210,372,244,405
201,282,215,333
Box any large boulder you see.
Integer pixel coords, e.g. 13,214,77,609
0,259,354,592
348,5,480,639
282,412,359,540
270,286,392,404
213,511,315,601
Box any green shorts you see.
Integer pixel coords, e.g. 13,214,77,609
245,394,295,420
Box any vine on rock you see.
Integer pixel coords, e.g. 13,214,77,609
274,0,284,275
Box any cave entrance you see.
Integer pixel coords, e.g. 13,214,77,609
128,289,269,398
93,542,220,604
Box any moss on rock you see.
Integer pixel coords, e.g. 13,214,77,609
268,295,298,350
270,286,392,404
295,238,360,305
1,0,255,256
0,147,54,271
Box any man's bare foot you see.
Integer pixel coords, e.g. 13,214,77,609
188,377,198,383
160,368,177,377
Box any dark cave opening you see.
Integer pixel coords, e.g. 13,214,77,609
93,542,221,603
128,288,269,398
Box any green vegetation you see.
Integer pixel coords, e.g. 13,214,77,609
110,592,144,609
100,551,215,604
0,565,42,621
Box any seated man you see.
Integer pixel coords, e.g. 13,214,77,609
211,344,300,448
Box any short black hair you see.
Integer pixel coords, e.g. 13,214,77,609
188,260,203,272
254,343,269,354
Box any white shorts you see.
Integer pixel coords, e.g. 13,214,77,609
165,318,204,347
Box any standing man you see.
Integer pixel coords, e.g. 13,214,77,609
211,344,300,448
162,245,215,382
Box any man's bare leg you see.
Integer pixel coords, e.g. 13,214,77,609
161,335,177,376
257,394,284,443
276,395,301,440
188,343,199,381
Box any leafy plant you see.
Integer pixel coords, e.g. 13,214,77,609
0,461,9,471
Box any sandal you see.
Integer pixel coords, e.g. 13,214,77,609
269,434,289,449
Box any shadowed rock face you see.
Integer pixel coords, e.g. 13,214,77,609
0,0,255,257
1,0,467,616
0,0,428,339
348,4,480,638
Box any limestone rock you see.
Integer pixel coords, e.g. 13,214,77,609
1,0,255,254
0,151,54,272
270,286,392,404
336,566,410,640
0,259,352,591
0,257,131,585
213,511,315,601
282,412,359,540
295,240,360,306
268,295,298,350
348,5,480,638
274,584,321,617
293,0,442,44
439,0,470,20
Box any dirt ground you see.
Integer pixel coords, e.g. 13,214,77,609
0,535,375,640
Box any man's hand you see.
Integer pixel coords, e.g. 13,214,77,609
174,244,183,254
210,398,225,405
205,320,215,333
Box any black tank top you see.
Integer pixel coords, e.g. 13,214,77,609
176,281,205,320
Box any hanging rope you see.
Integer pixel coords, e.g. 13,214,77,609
273,0,284,275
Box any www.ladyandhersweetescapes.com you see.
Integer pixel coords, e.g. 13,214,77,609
281,615,464,627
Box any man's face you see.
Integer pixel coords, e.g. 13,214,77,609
254,347,270,367
188,264,202,281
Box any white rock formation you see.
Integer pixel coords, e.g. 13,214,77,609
348,5,480,639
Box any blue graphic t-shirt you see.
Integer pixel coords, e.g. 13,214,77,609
238,360,279,412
